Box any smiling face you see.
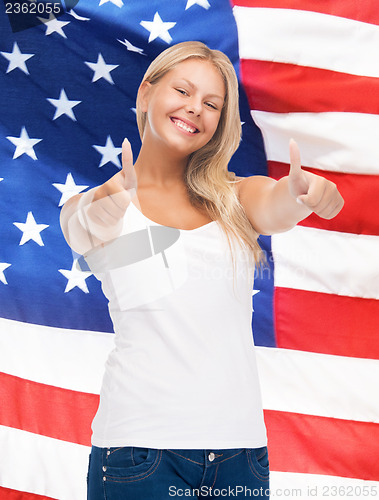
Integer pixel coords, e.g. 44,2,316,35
139,58,226,159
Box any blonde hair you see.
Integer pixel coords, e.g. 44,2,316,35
136,41,264,271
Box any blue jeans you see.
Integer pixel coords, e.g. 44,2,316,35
87,445,270,499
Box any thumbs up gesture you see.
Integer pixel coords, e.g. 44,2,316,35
288,139,344,219
87,138,137,229
79,139,137,242
61,138,138,254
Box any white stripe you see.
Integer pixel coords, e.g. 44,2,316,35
251,110,379,175
0,317,115,393
270,471,379,499
0,426,90,500
234,6,379,78
271,226,379,299
256,347,379,423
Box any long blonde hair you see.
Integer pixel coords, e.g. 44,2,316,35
136,41,264,269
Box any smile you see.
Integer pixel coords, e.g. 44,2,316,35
170,117,199,134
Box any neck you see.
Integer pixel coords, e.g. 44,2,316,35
134,139,189,189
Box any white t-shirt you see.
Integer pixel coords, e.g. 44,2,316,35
85,202,267,449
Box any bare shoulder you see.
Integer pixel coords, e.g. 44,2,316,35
233,176,244,196
233,175,272,200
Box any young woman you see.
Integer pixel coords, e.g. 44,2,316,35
61,41,343,499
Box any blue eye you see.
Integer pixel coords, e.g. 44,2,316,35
176,88,188,96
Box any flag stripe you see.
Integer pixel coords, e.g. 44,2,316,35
0,372,97,446
256,347,379,421
271,226,379,299
234,6,379,78
0,317,113,393
0,426,89,500
273,288,379,359
232,0,379,26
241,59,379,114
251,110,379,175
0,487,56,500
268,162,379,236
264,410,379,481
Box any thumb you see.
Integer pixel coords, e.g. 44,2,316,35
289,138,302,177
288,138,309,199
121,138,137,192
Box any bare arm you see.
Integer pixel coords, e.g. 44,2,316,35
60,139,137,255
237,139,344,235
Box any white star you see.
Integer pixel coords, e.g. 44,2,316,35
0,263,11,285
59,260,92,293
140,12,176,44
47,88,81,121
37,13,71,38
93,136,122,168
53,173,89,206
99,0,124,7
13,212,49,246
185,0,211,9
252,289,260,312
85,53,119,84
118,39,145,55
7,126,42,160
68,9,90,21
0,42,34,75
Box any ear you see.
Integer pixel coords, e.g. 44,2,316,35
138,81,152,113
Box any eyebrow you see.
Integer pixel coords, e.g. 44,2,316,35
175,78,224,101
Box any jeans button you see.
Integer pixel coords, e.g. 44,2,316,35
208,452,215,462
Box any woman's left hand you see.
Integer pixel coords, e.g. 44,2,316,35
288,139,344,220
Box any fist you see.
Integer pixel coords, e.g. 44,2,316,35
87,138,138,227
288,139,344,220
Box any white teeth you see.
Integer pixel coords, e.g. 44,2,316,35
173,119,196,134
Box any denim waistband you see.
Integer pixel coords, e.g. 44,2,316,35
93,446,266,467
165,448,247,466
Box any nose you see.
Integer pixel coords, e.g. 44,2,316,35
185,97,202,116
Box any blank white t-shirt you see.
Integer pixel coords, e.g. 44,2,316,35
85,202,267,449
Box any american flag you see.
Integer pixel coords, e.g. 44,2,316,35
0,0,378,499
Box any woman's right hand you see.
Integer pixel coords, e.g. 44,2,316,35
60,138,138,255
87,138,137,228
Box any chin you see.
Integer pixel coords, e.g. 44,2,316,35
166,139,201,157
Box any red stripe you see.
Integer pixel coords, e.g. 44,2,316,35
0,372,98,446
274,288,379,359
241,59,379,114
264,409,379,481
0,487,56,500
231,0,379,26
268,161,379,236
